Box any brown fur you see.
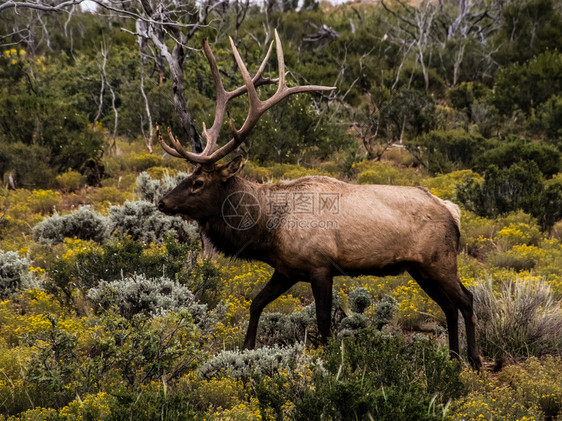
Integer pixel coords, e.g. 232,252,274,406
159,160,482,370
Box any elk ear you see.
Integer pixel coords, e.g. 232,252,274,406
218,155,243,181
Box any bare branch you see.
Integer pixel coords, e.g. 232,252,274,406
0,0,85,13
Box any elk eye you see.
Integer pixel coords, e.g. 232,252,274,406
192,179,204,191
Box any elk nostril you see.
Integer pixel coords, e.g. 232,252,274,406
158,200,166,211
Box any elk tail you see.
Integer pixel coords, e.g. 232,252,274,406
443,200,461,231
443,200,462,252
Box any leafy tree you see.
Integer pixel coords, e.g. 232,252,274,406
0,142,55,188
456,162,544,218
456,161,561,230
478,137,561,177
449,82,490,118
535,94,562,144
378,88,436,144
538,177,562,232
492,50,562,115
246,95,350,164
494,0,562,64
406,129,485,174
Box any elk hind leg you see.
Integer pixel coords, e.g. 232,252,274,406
412,265,482,370
243,270,297,349
409,268,461,360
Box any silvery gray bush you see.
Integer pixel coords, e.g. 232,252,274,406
340,313,370,336
199,343,309,380
136,171,189,204
108,200,196,243
0,251,41,297
256,289,393,346
87,273,206,320
374,294,399,329
348,287,373,314
33,206,110,245
32,199,197,245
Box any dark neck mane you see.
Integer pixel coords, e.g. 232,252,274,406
199,176,276,261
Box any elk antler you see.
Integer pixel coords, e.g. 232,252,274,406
158,29,335,165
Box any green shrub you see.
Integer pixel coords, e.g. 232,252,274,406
538,176,562,231
87,186,130,205
45,237,219,305
492,50,562,115
421,170,482,200
456,162,544,218
354,161,421,186
55,169,86,192
27,190,60,215
491,221,543,255
457,163,562,230
123,152,163,172
478,138,561,177
0,142,55,189
449,81,489,114
242,162,273,182
252,330,465,421
487,245,545,271
535,94,562,141
0,92,103,187
495,0,562,63
450,356,562,421
22,311,203,411
267,163,330,179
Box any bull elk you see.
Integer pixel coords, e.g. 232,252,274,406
157,30,482,370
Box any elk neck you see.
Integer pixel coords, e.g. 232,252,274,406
199,175,278,262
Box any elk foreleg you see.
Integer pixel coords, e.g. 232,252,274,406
243,270,297,349
310,268,333,344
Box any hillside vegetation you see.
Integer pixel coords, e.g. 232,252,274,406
0,0,561,419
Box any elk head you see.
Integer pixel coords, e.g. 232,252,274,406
157,30,334,218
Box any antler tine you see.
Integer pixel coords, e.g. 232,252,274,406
156,125,183,159
275,29,286,91
217,29,335,150
159,31,335,165
201,39,229,156
229,40,275,99
201,39,276,157
167,126,198,161
229,35,262,118
262,29,335,109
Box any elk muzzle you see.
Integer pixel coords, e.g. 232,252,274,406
157,198,174,215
